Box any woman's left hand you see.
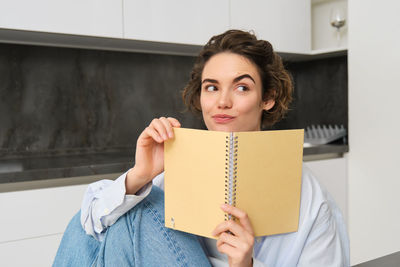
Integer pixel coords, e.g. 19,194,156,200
212,204,255,267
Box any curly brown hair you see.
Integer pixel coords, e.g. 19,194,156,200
182,29,293,128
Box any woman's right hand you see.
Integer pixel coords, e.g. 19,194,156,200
125,117,181,195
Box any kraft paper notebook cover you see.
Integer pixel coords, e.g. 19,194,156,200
164,128,304,239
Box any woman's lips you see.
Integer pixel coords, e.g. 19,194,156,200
212,114,235,123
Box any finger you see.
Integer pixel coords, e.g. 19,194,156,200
220,204,254,235
216,242,237,259
150,118,169,141
142,126,163,143
216,235,252,260
159,117,174,138
217,241,253,266
216,232,241,249
212,219,247,239
167,117,181,128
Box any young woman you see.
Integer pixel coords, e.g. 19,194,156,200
54,30,350,267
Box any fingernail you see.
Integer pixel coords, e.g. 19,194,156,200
168,132,173,138
163,134,168,140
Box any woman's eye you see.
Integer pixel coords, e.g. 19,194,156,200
206,85,217,92
237,85,248,92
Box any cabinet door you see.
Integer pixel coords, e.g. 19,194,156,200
0,184,87,242
305,157,347,223
0,184,87,266
123,0,230,45
0,234,62,267
230,0,311,53
0,0,123,38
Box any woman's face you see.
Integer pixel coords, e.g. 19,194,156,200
200,52,275,132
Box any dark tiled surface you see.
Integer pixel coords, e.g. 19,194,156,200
0,43,204,157
0,150,133,183
0,43,347,157
353,251,400,267
273,56,348,130
0,43,348,184
303,144,348,155
0,144,348,184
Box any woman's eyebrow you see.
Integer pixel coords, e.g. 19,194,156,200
201,78,218,84
201,74,255,84
233,74,255,84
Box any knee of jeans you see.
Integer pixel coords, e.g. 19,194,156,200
65,210,83,232
126,186,165,219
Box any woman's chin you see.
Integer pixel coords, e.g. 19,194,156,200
207,123,240,132
205,119,260,132
207,124,260,132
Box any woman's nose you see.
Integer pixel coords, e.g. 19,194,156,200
217,90,232,109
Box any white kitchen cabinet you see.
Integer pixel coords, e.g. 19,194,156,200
0,184,87,242
0,184,87,266
230,0,311,53
0,0,123,38
305,157,347,224
123,0,230,45
0,234,63,267
0,0,338,57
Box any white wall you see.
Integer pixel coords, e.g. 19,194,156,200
348,0,400,264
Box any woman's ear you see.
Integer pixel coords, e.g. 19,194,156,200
263,99,275,111
262,89,276,111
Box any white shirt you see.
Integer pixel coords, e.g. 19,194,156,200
81,164,350,267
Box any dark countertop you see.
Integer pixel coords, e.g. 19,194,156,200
303,144,349,156
0,144,348,184
0,151,133,184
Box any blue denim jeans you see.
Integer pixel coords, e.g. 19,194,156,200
53,186,211,267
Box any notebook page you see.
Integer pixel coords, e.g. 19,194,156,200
234,129,304,236
164,128,227,239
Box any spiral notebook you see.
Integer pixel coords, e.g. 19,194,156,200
164,128,304,239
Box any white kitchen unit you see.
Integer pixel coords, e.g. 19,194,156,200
0,184,87,266
0,0,123,38
0,0,348,57
230,0,312,54
0,157,347,266
123,0,230,45
305,157,347,224
0,234,63,267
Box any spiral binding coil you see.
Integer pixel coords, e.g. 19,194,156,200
224,133,238,221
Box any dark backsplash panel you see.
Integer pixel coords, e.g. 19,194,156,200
0,43,204,157
272,56,348,130
0,43,347,157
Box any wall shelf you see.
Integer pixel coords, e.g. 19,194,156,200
0,28,347,62
280,47,347,62
0,28,202,57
